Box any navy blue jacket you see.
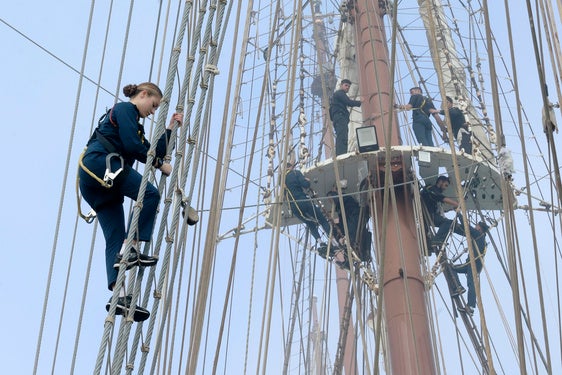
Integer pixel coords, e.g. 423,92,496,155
440,107,467,136
421,184,445,216
285,169,310,202
329,89,361,120
87,102,171,167
80,102,172,210
408,94,436,120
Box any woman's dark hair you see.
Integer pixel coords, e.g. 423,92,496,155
123,82,163,98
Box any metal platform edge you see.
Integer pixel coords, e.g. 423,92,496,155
265,146,507,229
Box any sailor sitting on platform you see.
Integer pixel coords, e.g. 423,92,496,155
284,162,335,248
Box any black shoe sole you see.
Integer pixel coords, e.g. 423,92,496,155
113,248,140,270
106,299,150,322
138,254,158,267
113,255,139,270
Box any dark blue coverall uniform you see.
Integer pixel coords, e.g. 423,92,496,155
79,102,171,289
329,89,361,155
408,93,437,146
285,168,332,241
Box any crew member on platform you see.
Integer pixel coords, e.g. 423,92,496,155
284,162,333,244
329,79,362,156
395,86,445,146
440,96,472,154
421,175,465,252
453,221,489,315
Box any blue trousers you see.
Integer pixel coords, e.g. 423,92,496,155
290,200,332,241
412,117,434,147
454,261,482,308
80,165,160,290
431,214,465,245
333,114,350,156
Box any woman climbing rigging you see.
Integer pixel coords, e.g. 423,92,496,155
79,82,182,321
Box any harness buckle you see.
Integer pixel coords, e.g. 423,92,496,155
103,152,124,187
84,209,97,224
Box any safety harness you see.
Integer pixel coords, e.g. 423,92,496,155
78,132,125,188
284,169,314,221
456,236,487,267
79,107,127,187
413,97,429,117
76,106,128,222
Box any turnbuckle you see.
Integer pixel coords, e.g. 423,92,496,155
103,153,124,187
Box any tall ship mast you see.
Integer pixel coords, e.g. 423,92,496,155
11,0,562,374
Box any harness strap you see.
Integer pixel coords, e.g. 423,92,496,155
285,186,308,219
456,245,487,267
285,170,320,222
108,106,118,126
78,149,111,188
95,130,118,154
76,149,100,223
76,106,125,222
97,106,118,127
413,97,429,117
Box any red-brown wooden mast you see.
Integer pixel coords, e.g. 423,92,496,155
351,2,436,373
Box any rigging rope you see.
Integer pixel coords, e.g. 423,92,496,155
129,2,189,368
282,237,309,373
425,1,498,371
259,2,308,372
97,0,161,370
34,1,97,374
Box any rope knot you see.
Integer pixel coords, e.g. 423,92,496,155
204,64,219,76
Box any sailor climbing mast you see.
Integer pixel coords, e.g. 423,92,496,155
351,2,437,374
